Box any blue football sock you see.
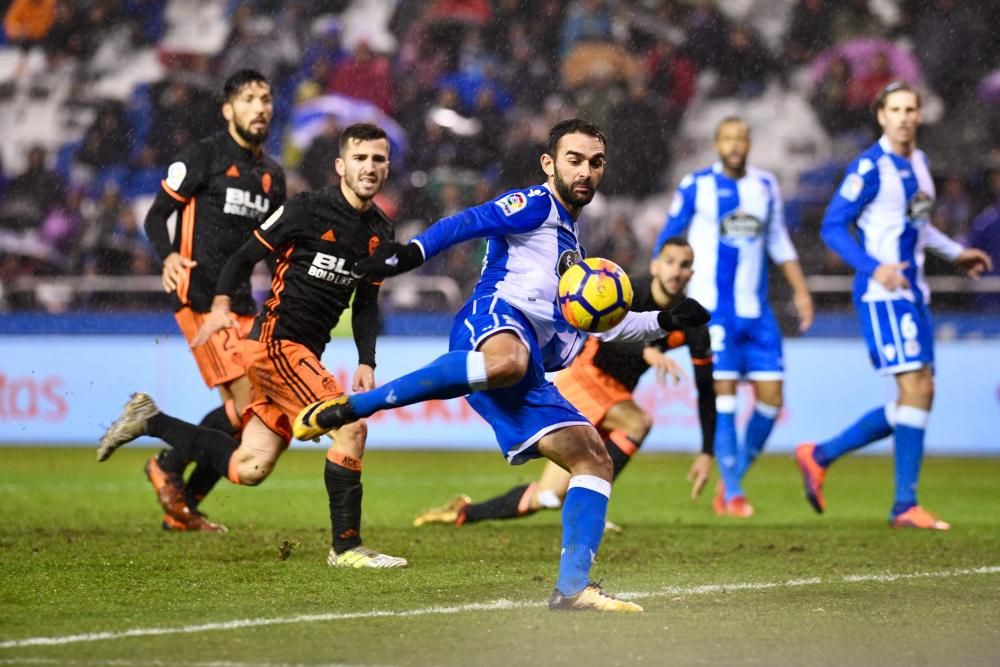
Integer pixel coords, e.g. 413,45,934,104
555,476,610,596
350,350,489,418
714,395,743,501
738,402,779,482
814,404,894,468
891,406,928,515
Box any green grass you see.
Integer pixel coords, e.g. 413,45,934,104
1,447,998,666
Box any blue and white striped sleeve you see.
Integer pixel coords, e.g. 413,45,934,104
820,157,881,274
652,174,697,257
411,190,550,261
764,176,798,264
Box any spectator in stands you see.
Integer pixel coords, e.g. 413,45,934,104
913,0,989,105
327,41,394,115
643,38,696,135
784,0,834,65
300,119,342,190
75,101,131,171
812,56,865,136
933,175,973,239
39,185,83,257
849,51,896,111
967,169,1000,309
683,0,730,70
0,146,64,233
499,20,557,110
560,0,612,56
709,26,775,100
604,80,666,198
829,0,885,42
3,0,56,50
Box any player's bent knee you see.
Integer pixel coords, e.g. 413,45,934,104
236,459,275,486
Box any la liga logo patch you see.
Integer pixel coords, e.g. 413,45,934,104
495,192,527,217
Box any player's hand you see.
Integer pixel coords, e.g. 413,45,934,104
686,453,712,500
873,262,910,291
161,252,197,293
657,297,710,331
642,347,687,385
353,364,375,392
191,297,235,348
955,248,993,279
794,289,814,333
353,242,424,279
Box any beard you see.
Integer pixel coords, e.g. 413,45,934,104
234,118,269,146
553,167,595,208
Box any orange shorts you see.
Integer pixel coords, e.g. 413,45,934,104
175,307,255,388
241,338,345,442
553,358,632,428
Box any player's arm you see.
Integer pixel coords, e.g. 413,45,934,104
350,280,380,392
820,160,893,278
684,324,716,500
191,203,294,347
651,175,696,257
354,192,552,278
766,176,814,332
595,297,711,343
144,144,210,293
922,223,993,278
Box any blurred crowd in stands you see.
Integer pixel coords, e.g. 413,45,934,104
0,0,999,315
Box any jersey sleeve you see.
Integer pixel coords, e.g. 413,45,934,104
251,196,306,254
411,190,552,261
652,174,697,257
820,157,882,274
764,176,799,264
143,142,212,260
921,222,964,262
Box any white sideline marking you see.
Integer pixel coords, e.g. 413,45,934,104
2,566,998,650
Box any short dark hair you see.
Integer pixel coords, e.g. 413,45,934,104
657,236,691,255
715,115,747,140
546,118,606,156
339,123,389,153
875,80,921,110
223,69,270,100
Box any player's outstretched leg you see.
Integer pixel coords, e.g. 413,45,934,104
294,350,489,440
97,392,160,462
738,401,779,482
797,404,895,513
413,494,473,526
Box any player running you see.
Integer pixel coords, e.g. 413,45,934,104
652,116,813,518
99,123,406,567
796,82,992,529
134,69,286,532
293,119,711,611
412,237,715,528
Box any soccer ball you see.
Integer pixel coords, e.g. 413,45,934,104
558,257,633,333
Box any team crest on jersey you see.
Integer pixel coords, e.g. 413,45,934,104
262,172,272,193
495,192,527,217
720,210,763,244
840,173,864,201
906,191,933,226
368,236,381,255
557,249,581,275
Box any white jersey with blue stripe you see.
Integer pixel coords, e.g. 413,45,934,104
654,163,797,318
821,136,963,304
412,183,665,372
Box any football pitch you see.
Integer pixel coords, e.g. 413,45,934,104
1,447,998,667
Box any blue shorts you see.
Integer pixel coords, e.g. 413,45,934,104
449,296,590,465
856,298,934,375
709,309,784,381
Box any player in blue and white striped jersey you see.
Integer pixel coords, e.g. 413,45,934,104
652,117,814,518
796,82,992,530
293,119,710,612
